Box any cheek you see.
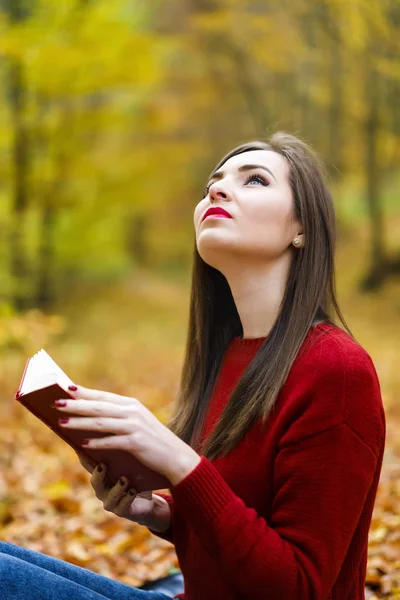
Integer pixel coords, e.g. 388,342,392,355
193,209,200,229
194,203,205,226
242,202,292,250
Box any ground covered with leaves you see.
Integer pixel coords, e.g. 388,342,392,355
0,262,399,597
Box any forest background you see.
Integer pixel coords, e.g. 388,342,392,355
0,0,399,598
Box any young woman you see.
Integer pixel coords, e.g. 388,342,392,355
0,132,386,600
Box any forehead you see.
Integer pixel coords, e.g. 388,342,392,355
218,149,288,180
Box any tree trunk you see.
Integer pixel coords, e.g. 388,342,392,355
360,55,386,291
327,33,343,180
35,104,70,310
125,213,150,266
36,200,56,310
6,0,31,310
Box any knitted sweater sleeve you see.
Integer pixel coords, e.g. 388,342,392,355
168,342,385,600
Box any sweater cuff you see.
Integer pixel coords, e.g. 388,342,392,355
170,456,236,523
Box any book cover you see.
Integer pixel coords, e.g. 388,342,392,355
15,350,171,493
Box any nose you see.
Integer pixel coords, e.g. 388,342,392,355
209,181,231,201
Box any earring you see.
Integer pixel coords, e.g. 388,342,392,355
293,238,301,246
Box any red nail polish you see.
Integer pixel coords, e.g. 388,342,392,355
59,417,69,424
81,439,90,446
68,385,78,391
55,400,67,407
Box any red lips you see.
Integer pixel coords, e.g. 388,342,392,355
202,207,233,222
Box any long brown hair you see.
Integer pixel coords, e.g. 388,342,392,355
167,131,353,461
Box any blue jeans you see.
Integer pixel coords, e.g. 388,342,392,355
0,540,172,599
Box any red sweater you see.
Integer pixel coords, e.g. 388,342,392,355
148,323,386,600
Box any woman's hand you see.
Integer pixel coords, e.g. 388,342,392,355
57,384,201,487
75,450,171,531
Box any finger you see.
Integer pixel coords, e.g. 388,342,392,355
59,416,136,435
79,433,138,450
67,386,103,401
102,476,131,511
55,400,128,417
90,463,110,497
67,385,139,406
113,487,139,514
55,400,128,416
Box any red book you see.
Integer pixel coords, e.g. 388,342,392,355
15,349,171,494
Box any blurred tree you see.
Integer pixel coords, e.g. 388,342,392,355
3,0,31,311
35,103,72,309
355,1,400,290
0,0,399,309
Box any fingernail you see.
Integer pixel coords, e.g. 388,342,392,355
119,477,125,486
59,417,69,424
68,385,78,391
81,439,90,446
97,465,103,473
55,400,67,407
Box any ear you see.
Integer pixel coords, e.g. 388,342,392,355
297,233,305,244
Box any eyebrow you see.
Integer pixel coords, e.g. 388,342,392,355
208,163,277,184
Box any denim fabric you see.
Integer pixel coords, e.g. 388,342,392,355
0,541,172,600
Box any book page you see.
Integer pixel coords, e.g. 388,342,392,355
20,349,76,395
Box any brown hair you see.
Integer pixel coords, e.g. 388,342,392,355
167,131,353,461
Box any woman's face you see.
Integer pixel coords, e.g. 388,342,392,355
194,149,301,267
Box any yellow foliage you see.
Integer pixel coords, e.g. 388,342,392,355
0,308,65,354
42,479,72,500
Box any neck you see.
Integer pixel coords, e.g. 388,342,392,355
221,250,293,339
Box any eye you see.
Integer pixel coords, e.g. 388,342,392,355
203,182,213,197
203,173,269,197
245,174,269,187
